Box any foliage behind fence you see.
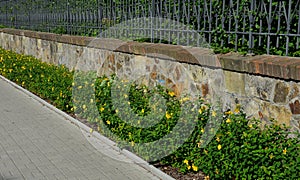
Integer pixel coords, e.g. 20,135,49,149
0,0,299,56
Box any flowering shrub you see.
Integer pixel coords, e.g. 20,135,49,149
0,48,74,113
0,47,299,179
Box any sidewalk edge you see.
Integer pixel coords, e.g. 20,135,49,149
0,75,175,180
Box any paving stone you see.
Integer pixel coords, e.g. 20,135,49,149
0,78,164,180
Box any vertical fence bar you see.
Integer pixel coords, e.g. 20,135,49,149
208,0,212,45
285,0,292,56
220,0,225,46
234,0,239,51
297,4,300,49
98,0,102,37
266,0,272,55
276,2,282,48
150,0,154,43
228,0,232,45
258,1,262,47
66,0,70,34
248,0,254,54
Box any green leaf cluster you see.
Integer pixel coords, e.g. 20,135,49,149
0,48,74,113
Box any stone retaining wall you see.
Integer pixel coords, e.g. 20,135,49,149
0,28,300,133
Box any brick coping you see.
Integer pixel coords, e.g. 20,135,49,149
1,28,300,81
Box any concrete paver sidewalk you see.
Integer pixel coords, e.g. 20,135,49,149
0,77,166,180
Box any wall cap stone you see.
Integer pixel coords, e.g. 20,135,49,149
1,28,300,80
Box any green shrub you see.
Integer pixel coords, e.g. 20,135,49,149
0,47,299,179
0,48,74,113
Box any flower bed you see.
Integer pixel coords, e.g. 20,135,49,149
0,47,299,179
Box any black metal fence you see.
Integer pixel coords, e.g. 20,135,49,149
0,0,299,56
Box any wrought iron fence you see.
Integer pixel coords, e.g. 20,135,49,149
0,0,299,56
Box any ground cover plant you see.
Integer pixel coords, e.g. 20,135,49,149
0,47,299,179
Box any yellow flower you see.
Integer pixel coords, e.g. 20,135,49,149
78,86,82,89
215,168,219,174
89,128,93,133
131,141,135,147
204,176,210,180
217,144,222,150
197,140,203,148
269,154,274,159
100,107,105,112
201,128,205,133
128,101,130,105
52,87,54,91
107,82,110,87
180,97,190,103
82,105,86,109
168,91,175,97
225,111,233,115
141,109,144,114
106,120,111,125
124,94,128,98
192,164,198,171
283,148,287,155
216,137,220,142
41,74,44,78
234,104,241,113
198,108,203,114
115,109,119,113
90,99,94,103
212,110,217,117
248,124,253,128
226,118,231,123
183,159,189,165
165,112,172,119
97,126,101,131
187,165,191,170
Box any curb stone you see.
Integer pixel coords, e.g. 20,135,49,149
0,75,175,180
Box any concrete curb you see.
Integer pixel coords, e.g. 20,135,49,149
0,75,175,180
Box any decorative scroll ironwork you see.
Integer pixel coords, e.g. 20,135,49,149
0,0,299,56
